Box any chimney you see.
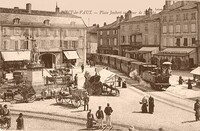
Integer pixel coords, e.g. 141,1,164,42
145,9,148,15
104,22,107,26
164,0,171,10
55,2,60,13
148,8,153,17
125,10,132,21
93,24,96,26
116,16,120,24
14,7,19,10
26,3,31,13
97,24,99,28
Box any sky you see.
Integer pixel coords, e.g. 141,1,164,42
0,0,166,26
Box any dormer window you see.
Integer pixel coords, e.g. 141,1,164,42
44,19,50,26
13,18,20,24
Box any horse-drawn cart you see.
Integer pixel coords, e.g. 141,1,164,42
55,87,88,108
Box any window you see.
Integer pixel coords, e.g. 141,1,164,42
64,30,68,37
169,25,173,33
191,24,196,33
114,38,117,45
24,28,30,36
183,14,188,21
107,39,110,45
72,41,77,48
20,40,28,49
169,38,173,46
163,38,167,46
13,18,20,24
113,30,117,35
145,24,148,33
2,27,9,36
192,38,196,45
107,31,109,35
14,28,21,35
176,25,181,33
100,31,103,35
100,39,103,45
54,30,59,37
3,41,8,50
163,16,167,22
183,24,188,33
169,15,173,22
136,35,142,42
15,41,18,50
183,38,188,46
131,35,135,43
136,25,140,32
191,13,196,20
145,35,148,45
163,26,167,33
176,14,181,21
43,20,50,26
35,28,40,37
176,38,180,47
122,36,126,43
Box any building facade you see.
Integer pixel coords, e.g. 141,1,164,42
86,24,98,54
119,10,160,63
154,1,200,69
97,16,123,55
0,3,87,70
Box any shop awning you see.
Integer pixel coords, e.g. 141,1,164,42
138,47,159,54
1,51,31,62
191,67,200,75
99,69,119,83
154,48,196,56
63,51,80,60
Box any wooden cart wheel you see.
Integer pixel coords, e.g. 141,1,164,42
71,96,81,108
56,95,63,104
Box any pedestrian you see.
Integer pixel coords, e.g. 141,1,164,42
3,104,11,129
141,96,148,113
179,76,183,85
122,80,127,88
81,64,84,73
188,78,192,89
83,92,89,111
0,104,4,115
74,74,78,87
86,109,94,128
95,106,104,129
148,96,154,114
16,113,24,130
117,77,122,87
194,99,200,121
104,103,113,127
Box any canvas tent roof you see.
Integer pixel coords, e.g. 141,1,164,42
190,67,200,75
99,69,119,83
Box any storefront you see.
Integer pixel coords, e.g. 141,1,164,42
63,50,80,67
1,51,31,72
97,47,112,54
126,47,159,64
154,48,197,70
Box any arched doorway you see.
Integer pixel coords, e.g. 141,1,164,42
40,53,56,68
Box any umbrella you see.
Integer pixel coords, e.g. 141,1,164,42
163,61,172,65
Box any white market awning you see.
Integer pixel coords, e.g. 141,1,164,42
1,51,31,62
99,69,119,83
191,67,200,75
138,47,159,54
161,48,195,54
63,51,80,60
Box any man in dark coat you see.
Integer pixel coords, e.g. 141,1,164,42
3,104,11,129
194,99,200,121
179,76,183,85
16,113,24,130
81,64,84,73
95,106,104,129
74,74,78,87
104,103,113,127
122,80,127,88
117,77,122,87
149,96,154,114
141,96,148,113
188,79,192,89
83,93,89,111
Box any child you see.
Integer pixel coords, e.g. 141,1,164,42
16,113,24,130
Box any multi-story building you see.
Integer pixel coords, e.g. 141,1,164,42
97,16,124,55
86,24,98,54
154,1,199,69
0,3,86,70
119,9,160,63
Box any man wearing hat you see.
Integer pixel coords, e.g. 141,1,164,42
194,99,200,121
16,113,24,130
3,104,11,128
